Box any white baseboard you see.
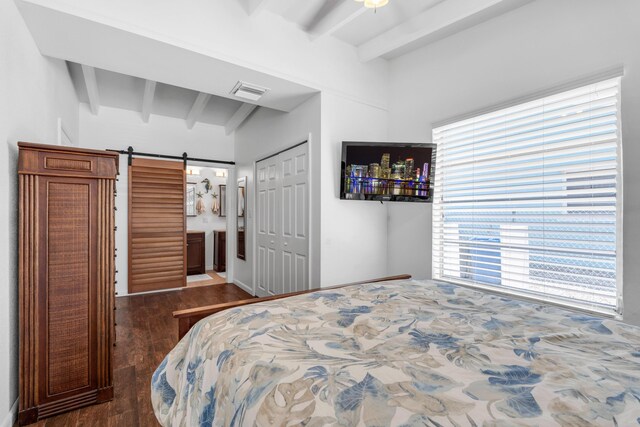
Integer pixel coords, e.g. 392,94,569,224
233,279,253,296
1,399,17,427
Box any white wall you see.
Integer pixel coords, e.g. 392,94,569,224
186,167,227,270
386,0,640,325
0,0,80,424
387,203,432,280
234,94,322,293
78,105,234,295
320,93,389,286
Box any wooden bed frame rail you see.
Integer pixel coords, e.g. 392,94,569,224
173,274,411,339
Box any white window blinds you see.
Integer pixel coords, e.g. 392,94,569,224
432,77,621,314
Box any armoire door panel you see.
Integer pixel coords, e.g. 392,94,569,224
42,179,95,398
128,158,186,294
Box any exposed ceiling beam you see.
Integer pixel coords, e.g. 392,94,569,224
281,0,309,22
80,64,100,115
186,92,211,130
239,0,270,16
225,103,258,135
307,1,367,41
141,80,156,123
358,0,533,62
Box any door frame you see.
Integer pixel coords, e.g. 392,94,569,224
124,160,237,296
252,138,312,297
184,161,236,287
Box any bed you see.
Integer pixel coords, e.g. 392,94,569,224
151,277,640,426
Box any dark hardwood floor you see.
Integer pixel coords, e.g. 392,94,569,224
26,283,253,427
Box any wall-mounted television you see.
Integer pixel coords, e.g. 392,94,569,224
340,141,437,203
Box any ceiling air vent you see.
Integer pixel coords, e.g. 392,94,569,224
230,81,268,101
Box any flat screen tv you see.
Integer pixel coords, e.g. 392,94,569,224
340,141,437,202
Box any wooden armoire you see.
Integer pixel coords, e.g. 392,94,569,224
18,142,118,425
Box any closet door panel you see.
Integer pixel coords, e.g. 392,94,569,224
279,144,309,293
256,158,280,297
256,142,309,297
129,158,186,293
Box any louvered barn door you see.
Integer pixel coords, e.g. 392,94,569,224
128,158,186,294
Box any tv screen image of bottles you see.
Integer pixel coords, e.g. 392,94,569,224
340,142,437,202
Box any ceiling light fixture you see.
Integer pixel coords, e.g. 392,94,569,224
355,0,389,11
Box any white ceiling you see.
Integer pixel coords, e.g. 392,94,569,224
258,0,533,60
333,1,445,47
68,62,245,128
268,0,443,46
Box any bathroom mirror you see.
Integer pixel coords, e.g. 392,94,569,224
237,177,246,260
186,183,196,217
219,185,226,217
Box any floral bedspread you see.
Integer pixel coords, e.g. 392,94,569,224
151,279,640,426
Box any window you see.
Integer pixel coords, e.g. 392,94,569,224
432,77,621,314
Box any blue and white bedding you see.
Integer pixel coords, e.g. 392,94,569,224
151,279,640,426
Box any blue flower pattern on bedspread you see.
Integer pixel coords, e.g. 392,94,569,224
151,279,640,426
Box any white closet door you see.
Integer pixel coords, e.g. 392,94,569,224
255,143,309,297
256,157,279,296
279,143,309,294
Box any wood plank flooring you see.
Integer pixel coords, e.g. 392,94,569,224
26,283,253,427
